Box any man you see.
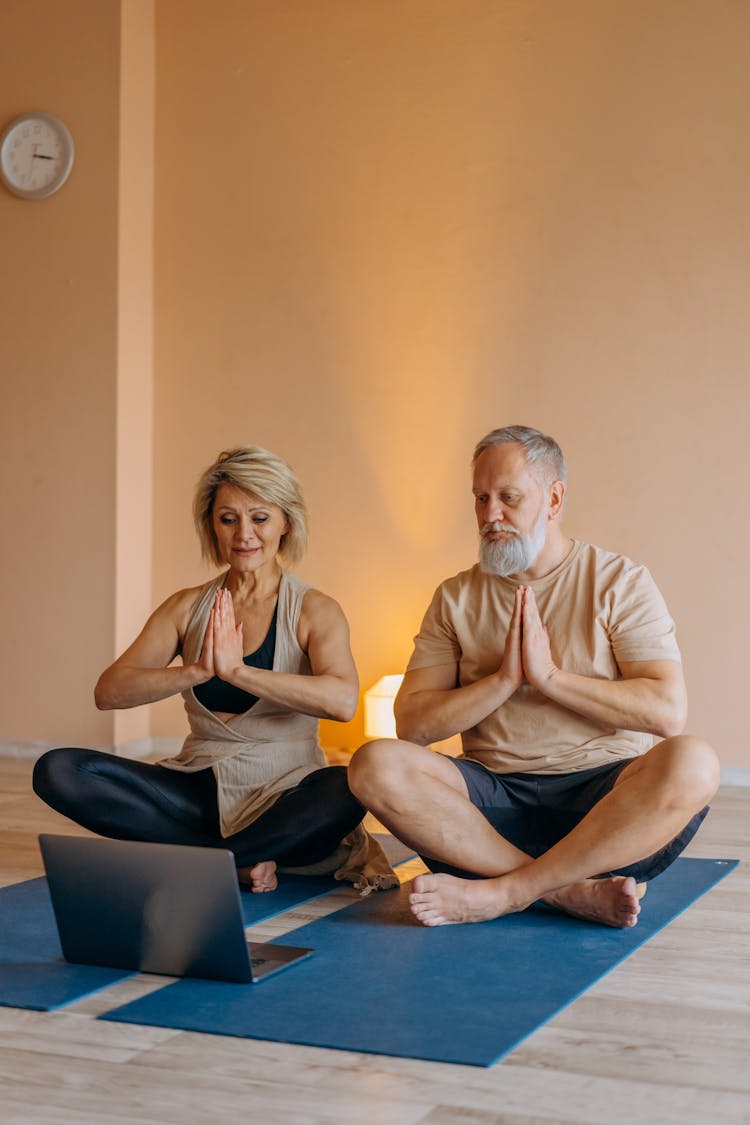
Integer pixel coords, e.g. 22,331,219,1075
348,426,719,928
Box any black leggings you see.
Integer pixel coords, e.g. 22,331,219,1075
32,747,365,870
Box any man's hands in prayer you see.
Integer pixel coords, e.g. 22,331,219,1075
499,586,525,691
521,586,557,687
500,586,557,692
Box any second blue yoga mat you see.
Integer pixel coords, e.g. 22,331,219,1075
0,834,414,1012
100,857,738,1066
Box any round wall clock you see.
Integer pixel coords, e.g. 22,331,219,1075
0,112,75,199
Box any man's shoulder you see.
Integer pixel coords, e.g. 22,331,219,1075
435,563,481,590
575,540,649,576
571,541,661,604
432,563,499,603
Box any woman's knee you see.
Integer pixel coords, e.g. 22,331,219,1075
297,765,364,819
316,763,361,800
32,746,89,800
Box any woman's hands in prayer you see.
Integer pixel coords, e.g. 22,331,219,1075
196,589,244,684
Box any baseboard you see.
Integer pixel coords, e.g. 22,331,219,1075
0,737,183,762
114,737,183,761
0,740,58,760
720,767,750,788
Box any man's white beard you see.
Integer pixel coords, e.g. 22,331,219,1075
479,508,548,577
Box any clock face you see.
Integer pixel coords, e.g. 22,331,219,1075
0,112,74,199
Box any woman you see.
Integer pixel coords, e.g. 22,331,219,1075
33,446,395,892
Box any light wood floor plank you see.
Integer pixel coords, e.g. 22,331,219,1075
0,757,748,1124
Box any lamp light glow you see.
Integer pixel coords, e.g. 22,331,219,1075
363,674,404,739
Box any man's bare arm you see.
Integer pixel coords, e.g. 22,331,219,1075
536,660,686,738
395,586,524,745
522,587,687,738
393,664,519,745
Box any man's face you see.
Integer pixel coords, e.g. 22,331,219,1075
472,443,551,577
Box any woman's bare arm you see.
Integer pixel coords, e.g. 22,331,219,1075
94,588,214,710
209,588,359,721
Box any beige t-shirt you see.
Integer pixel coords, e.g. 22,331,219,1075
406,540,681,774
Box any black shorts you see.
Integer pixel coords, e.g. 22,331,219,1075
427,757,709,883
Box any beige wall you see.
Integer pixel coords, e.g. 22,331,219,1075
150,0,749,765
0,0,154,749
115,0,155,747
2,1,748,768
0,0,122,746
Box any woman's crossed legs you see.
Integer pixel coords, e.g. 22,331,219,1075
33,747,364,892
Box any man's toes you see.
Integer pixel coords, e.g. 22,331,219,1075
617,898,641,926
410,903,447,926
410,895,437,914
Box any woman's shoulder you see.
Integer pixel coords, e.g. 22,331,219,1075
154,576,223,631
300,585,341,612
280,569,339,611
298,584,349,636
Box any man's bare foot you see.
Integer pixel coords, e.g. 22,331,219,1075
409,872,520,926
545,876,643,928
409,872,644,928
237,860,278,893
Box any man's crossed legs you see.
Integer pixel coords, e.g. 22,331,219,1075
348,736,719,927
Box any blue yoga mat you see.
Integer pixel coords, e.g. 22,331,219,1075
0,877,133,1011
100,857,738,1066
0,834,414,1012
240,832,414,926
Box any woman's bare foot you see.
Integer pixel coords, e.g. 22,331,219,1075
409,871,645,928
237,860,278,893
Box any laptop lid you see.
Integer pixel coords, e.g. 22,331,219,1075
38,834,313,984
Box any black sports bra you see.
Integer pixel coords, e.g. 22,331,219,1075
193,603,277,714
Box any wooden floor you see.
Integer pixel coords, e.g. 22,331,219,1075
1,755,748,1125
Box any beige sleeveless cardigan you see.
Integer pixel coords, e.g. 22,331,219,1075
160,570,398,892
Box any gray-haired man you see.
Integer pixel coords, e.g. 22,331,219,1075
349,426,719,927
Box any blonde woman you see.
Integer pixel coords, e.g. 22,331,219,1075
33,447,387,893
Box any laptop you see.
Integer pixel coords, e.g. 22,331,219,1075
38,834,313,984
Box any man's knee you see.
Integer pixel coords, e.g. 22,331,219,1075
649,735,721,807
348,739,412,804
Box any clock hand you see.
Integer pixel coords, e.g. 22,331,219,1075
33,153,54,160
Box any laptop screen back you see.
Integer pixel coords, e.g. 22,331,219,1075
39,835,256,982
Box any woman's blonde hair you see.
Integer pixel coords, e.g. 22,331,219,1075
193,446,308,567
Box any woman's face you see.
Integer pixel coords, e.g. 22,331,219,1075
212,483,289,571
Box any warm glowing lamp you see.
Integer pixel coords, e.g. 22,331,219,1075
363,674,404,739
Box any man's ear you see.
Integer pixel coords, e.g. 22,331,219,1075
548,480,565,520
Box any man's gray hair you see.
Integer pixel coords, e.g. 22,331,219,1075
472,425,567,486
